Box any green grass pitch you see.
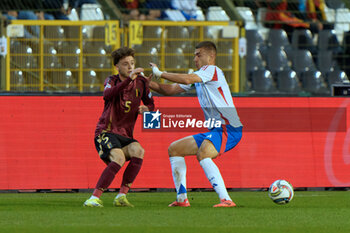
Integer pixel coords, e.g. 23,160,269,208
0,191,349,233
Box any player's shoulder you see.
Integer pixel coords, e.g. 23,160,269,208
198,65,220,72
104,75,117,84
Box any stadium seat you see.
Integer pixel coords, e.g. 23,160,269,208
217,38,234,54
12,45,38,69
291,49,328,94
203,26,222,40
316,50,349,88
80,4,104,20
195,7,205,21
44,26,65,52
326,70,349,86
85,46,108,69
256,8,269,31
317,30,340,51
143,26,162,39
343,31,350,53
251,70,276,93
44,26,65,39
63,70,77,91
61,44,81,69
166,26,189,39
235,7,258,30
266,47,291,75
216,43,233,69
340,31,350,75
301,71,328,94
44,46,61,69
335,8,350,39
67,8,79,21
164,47,188,69
134,45,159,68
91,26,108,49
134,41,161,54
291,29,316,53
317,50,338,75
291,49,317,74
246,50,266,74
324,6,336,23
326,0,345,9
246,29,268,60
267,29,292,58
12,70,26,91
267,29,291,49
64,26,80,41
92,26,105,39
276,70,301,93
206,6,230,21
164,10,187,21
166,27,192,53
47,70,77,92
83,70,101,92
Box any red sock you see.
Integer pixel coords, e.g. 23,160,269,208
120,157,143,194
93,161,121,198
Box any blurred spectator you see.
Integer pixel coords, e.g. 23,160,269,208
43,0,77,20
118,0,163,21
171,0,198,20
265,0,322,35
75,0,98,8
146,0,171,19
73,0,98,17
2,0,42,38
2,11,40,38
296,0,333,29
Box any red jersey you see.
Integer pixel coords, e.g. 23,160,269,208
266,0,309,29
95,74,155,139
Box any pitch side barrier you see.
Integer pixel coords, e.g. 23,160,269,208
0,96,349,190
4,20,242,93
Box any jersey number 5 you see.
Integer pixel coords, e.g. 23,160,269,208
125,101,131,113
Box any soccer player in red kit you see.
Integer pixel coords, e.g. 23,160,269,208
84,47,154,207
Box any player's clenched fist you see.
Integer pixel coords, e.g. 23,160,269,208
129,67,145,80
138,105,149,115
150,63,163,79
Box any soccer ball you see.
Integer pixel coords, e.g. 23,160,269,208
268,180,294,205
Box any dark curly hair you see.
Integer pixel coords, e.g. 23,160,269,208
111,47,135,65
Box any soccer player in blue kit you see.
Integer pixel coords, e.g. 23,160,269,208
149,41,243,207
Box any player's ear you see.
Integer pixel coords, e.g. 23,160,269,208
114,64,119,71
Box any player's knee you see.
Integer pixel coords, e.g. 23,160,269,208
109,152,126,166
196,151,217,161
135,147,145,159
196,153,205,161
130,145,145,159
168,142,179,157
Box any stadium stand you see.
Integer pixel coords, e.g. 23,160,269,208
236,0,350,94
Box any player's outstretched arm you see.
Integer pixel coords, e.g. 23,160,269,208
149,82,185,96
144,71,185,96
150,63,201,85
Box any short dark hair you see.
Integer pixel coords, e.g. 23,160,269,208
111,47,135,65
195,41,217,54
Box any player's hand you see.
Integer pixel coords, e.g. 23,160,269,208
150,63,163,79
129,67,145,80
138,105,149,115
